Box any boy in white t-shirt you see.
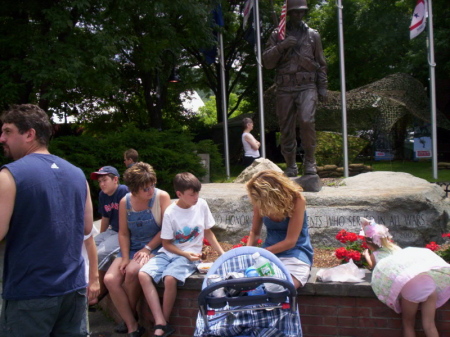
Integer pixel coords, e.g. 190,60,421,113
139,172,224,337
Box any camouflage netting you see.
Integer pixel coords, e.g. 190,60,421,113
261,73,450,133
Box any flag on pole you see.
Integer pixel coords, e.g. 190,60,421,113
409,0,427,39
277,0,287,41
201,3,224,64
243,0,254,28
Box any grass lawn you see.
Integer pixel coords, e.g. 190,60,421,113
370,160,450,183
212,160,450,183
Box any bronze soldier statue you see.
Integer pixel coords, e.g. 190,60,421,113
263,0,327,177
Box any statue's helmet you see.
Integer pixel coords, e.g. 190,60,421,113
287,0,308,12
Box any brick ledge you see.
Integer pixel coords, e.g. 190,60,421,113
168,267,375,298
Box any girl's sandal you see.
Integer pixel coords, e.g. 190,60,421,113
128,325,145,337
153,324,175,337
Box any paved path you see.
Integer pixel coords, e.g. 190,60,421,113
89,308,123,337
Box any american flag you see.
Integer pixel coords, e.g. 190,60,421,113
277,0,287,41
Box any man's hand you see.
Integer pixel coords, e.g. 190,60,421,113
87,280,100,302
278,36,297,51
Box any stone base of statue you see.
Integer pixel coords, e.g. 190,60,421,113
199,172,449,248
293,174,322,192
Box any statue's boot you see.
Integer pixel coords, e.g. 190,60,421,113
303,156,317,175
284,154,298,177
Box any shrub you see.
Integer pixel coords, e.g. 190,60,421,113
49,124,223,207
316,131,369,166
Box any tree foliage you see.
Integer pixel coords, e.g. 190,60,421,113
1,0,449,132
308,0,450,91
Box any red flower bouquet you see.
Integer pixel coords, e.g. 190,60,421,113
334,229,369,268
232,235,263,249
425,233,450,263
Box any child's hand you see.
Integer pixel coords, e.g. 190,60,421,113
133,249,151,266
185,252,202,261
363,249,370,259
119,259,130,274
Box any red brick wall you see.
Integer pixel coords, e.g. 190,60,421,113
100,289,450,337
299,296,450,337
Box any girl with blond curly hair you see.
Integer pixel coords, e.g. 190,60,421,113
245,170,313,288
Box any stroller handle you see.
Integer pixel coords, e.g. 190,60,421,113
198,277,298,312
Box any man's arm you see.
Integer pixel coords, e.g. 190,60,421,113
84,234,100,301
0,169,16,241
84,182,94,236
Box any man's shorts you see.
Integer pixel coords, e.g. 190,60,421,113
140,253,197,286
94,228,120,271
0,289,87,337
279,257,311,287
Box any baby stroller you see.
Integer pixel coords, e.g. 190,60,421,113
194,246,302,337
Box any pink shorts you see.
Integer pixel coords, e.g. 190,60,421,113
401,274,436,303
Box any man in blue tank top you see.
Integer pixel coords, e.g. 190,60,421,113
0,104,93,337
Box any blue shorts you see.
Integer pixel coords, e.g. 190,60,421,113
95,229,120,271
117,250,138,259
139,253,197,286
0,289,87,337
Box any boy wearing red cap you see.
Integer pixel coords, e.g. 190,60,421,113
90,166,128,305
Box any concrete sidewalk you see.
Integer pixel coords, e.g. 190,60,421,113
89,307,124,337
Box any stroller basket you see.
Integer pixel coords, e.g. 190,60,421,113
199,277,295,310
194,246,302,337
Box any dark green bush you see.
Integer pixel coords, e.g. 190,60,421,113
316,131,369,166
49,124,224,212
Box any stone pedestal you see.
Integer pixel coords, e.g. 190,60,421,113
293,174,323,192
200,172,450,247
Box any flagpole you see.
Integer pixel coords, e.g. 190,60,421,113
427,0,438,179
254,0,266,158
218,31,230,179
337,0,349,177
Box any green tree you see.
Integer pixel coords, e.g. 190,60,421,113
0,0,117,112
197,93,250,126
308,0,450,90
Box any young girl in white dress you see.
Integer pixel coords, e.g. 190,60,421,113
361,217,450,337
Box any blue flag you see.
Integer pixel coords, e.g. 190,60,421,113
201,3,224,64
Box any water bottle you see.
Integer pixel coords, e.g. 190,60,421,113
244,266,265,296
251,252,284,293
252,252,274,276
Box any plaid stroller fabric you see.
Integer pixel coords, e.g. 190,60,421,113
194,247,302,337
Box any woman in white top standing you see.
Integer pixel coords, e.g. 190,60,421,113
242,117,261,167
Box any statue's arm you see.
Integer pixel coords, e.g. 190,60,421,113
262,31,283,70
312,30,328,98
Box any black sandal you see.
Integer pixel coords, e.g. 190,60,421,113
153,324,175,337
128,325,145,337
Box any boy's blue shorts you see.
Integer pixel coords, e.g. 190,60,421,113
140,253,197,286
